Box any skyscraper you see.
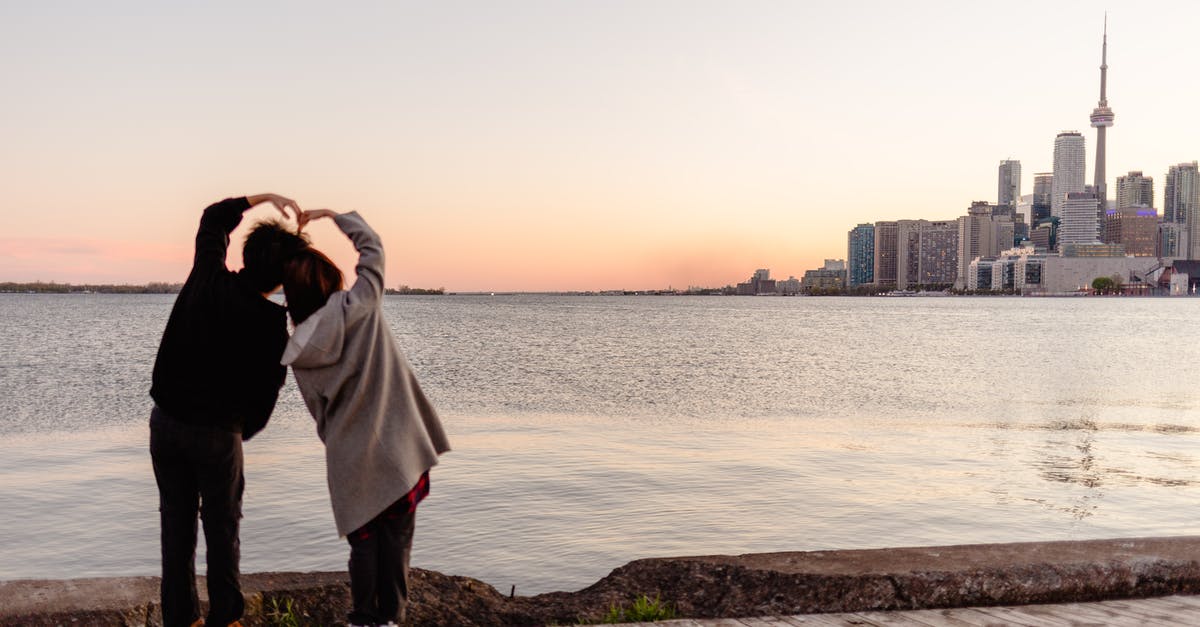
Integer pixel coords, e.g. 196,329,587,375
1060,192,1101,245
873,221,899,288
846,223,875,287
1115,171,1153,209
1164,162,1198,225
998,160,1021,209
1090,17,1114,218
1032,173,1053,225
1051,131,1086,219
1170,163,1200,259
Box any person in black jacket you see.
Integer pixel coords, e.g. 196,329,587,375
149,193,305,627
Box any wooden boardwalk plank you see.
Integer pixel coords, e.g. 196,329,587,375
778,614,869,626
1039,600,1146,625
871,608,993,627
1095,598,1193,624
986,603,1093,627
849,607,940,619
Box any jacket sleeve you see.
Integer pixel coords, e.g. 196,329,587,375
333,211,385,319
194,197,251,273
240,328,288,441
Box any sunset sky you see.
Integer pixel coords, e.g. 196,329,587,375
5,1,1200,291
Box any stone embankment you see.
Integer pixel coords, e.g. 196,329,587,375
4,536,1200,626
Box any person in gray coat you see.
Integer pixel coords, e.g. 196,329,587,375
280,208,451,627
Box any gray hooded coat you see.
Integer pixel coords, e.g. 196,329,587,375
281,212,451,537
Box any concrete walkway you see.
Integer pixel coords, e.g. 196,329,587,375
598,594,1200,626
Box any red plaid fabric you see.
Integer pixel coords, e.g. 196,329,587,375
350,471,430,540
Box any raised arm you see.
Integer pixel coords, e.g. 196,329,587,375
297,209,385,307
193,194,300,271
334,212,385,306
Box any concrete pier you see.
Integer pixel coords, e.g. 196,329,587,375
4,536,1200,625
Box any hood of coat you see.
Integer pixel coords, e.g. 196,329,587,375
281,296,346,368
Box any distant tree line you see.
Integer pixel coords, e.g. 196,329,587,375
0,281,183,294
385,285,445,295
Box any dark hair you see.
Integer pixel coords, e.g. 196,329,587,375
242,220,309,293
282,248,344,325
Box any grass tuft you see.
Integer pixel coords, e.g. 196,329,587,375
597,594,676,623
264,596,302,627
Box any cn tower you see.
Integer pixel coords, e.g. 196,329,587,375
1090,16,1114,219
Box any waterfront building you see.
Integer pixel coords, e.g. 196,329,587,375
966,257,996,290
847,223,875,287
1013,251,1158,295
1103,206,1157,256
990,256,1016,291
736,269,776,295
1059,192,1101,245
1032,173,1053,225
1158,222,1187,259
1116,171,1153,210
955,202,1013,289
1089,18,1114,225
1060,242,1126,257
1164,161,1199,225
998,160,1021,209
776,276,801,296
873,221,899,287
801,261,847,293
897,219,958,290
1051,131,1086,219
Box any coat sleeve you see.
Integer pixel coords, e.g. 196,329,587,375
193,197,251,273
333,211,385,324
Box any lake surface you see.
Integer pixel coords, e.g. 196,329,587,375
1,293,1199,594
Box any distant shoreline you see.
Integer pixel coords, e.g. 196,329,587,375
1,282,1185,297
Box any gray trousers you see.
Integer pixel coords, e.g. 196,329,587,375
346,505,415,625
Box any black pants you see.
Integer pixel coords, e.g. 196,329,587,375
347,505,416,626
150,406,245,627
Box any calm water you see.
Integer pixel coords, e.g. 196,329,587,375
1,294,1199,594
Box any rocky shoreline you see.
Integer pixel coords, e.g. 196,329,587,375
5,536,1200,626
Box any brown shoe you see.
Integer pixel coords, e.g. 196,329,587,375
226,622,244,627
189,620,205,627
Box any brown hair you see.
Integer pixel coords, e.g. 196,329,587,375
282,248,344,325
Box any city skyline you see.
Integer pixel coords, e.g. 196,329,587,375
7,2,1200,291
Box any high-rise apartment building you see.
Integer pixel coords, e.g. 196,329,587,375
873,221,899,288
1116,171,1154,209
998,160,1021,209
955,202,1013,289
1164,161,1199,225
1051,131,1086,219
896,220,958,290
1104,206,1157,256
1159,222,1187,259
1032,173,1053,225
847,223,875,287
1059,192,1101,245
